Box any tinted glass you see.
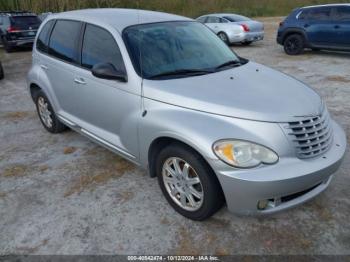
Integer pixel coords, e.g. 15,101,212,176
10,16,41,29
298,9,310,20
49,20,81,63
206,16,220,23
308,7,331,21
36,20,54,53
334,6,350,21
224,15,251,22
219,18,229,23
196,16,207,23
82,24,125,71
123,21,240,79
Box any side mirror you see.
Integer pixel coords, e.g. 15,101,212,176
91,63,127,82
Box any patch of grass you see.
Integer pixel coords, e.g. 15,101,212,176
1,164,27,177
326,75,350,83
3,111,32,120
63,146,77,155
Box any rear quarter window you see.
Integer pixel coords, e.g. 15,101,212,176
48,20,82,64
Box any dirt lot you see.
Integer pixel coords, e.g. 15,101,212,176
0,17,349,255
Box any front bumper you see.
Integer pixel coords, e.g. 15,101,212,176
209,121,347,215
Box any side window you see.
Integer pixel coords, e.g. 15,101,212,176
48,20,81,63
207,16,220,23
334,6,350,21
308,7,331,21
36,20,54,53
220,18,229,23
197,16,207,23
81,24,126,72
298,9,310,20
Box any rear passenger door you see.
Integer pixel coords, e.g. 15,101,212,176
332,6,350,47
45,20,83,116
71,23,141,160
303,7,336,45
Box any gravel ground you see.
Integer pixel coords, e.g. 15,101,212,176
0,17,349,255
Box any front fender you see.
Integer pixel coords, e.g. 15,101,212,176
139,99,291,169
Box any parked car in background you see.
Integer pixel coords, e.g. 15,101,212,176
0,11,41,52
196,13,264,45
27,9,346,220
38,12,53,22
278,4,350,55
0,61,4,80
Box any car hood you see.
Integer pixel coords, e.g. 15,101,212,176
143,62,323,122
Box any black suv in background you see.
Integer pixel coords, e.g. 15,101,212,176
277,4,350,55
0,11,41,52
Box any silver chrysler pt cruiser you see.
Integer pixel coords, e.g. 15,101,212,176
27,9,346,220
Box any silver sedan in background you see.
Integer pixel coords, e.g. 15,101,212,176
197,13,264,45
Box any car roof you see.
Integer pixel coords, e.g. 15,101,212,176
302,3,350,9
50,8,192,32
199,13,248,18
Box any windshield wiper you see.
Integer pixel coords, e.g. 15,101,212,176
149,69,213,80
215,60,242,70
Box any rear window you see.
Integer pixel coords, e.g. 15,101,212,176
10,16,40,27
48,20,82,64
224,15,251,22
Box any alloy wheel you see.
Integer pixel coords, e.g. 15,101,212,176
285,37,302,54
37,96,53,128
162,157,204,211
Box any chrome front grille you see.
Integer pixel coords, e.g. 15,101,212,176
285,110,333,159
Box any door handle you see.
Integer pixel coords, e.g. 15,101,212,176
74,78,86,85
304,24,310,28
40,64,48,70
334,25,340,29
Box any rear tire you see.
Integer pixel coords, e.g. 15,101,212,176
242,41,253,46
2,37,13,53
0,62,4,80
217,32,229,45
34,90,66,133
283,34,304,55
156,143,225,221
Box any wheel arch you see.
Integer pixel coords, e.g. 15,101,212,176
281,28,308,46
148,136,214,179
29,83,42,101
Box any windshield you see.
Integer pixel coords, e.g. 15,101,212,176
123,21,241,80
224,15,251,22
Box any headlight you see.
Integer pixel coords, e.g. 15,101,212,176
213,140,279,168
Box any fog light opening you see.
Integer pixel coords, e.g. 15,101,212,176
257,200,269,210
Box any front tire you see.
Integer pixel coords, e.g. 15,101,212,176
34,90,66,133
156,143,225,221
283,34,304,55
217,32,229,45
